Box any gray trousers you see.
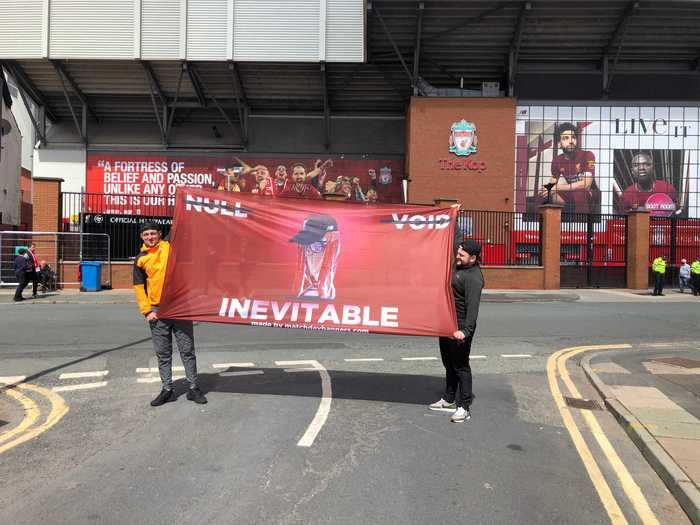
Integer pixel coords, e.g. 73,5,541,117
149,319,198,390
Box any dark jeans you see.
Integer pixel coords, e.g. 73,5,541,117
27,270,38,296
149,318,198,390
14,271,27,300
653,272,664,295
439,336,474,409
692,274,700,296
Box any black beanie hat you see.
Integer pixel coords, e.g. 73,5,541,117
461,240,482,257
139,221,161,234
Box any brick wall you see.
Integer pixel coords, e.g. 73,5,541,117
59,260,132,289
406,97,516,211
32,178,63,232
482,266,544,289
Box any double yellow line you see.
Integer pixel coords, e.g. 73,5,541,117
0,382,68,455
547,344,660,525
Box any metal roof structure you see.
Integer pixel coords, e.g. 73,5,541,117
2,0,700,143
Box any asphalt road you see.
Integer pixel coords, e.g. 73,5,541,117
0,298,697,524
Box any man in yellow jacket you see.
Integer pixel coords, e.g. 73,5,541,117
651,255,667,296
134,222,207,406
691,257,700,296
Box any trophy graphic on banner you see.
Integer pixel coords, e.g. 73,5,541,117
289,214,341,300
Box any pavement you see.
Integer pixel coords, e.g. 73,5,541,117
1,289,700,523
583,344,700,524
2,286,700,305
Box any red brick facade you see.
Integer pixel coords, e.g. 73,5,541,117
406,97,516,211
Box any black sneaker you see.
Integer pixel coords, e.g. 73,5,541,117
186,387,208,404
150,389,174,407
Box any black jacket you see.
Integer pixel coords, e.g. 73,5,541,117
14,255,29,275
452,263,484,338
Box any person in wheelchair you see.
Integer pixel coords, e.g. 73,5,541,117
38,260,57,293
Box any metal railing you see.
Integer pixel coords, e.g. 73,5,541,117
560,213,628,288
62,192,174,261
0,231,111,287
458,210,542,266
649,216,700,285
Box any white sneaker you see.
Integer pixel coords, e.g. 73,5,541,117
429,398,456,412
451,407,471,423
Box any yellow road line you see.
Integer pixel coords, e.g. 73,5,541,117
547,346,629,525
0,385,40,445
0,383,68,455
556,345,660,525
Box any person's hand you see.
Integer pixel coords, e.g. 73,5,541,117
453,330,466,340
146,311,158,322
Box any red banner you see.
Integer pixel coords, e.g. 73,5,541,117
158,187,458,337
86,153,404,215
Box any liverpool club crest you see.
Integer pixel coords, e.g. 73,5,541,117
379,166,392,185
448,119,478,157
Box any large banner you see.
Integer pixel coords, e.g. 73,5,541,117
158,188,458,337
86,153,404,215
515,105,700,218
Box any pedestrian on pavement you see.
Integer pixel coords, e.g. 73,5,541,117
13,248,30,302
133,222,207,406
651,255,666,296
679,259,691,293
26,243,40,298
691,256,700,296
429,240,484,423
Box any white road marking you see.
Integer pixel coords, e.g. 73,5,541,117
502,354,532,358
213,362,256,369
471,355,487,359
276,360,331,448
344,358,384,362
0,376,26,385
52,381,108,392
137,377,161,383
219,370,264,377
401,357,438,361
59,370,109,380
135,366,184,373
645,343,674,348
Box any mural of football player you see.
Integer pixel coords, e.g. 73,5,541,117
289,214,341,300
278,163,323,199
620,152,678,216
217,164,241,192
274,165,288,192
234,157,275,196
545,122,598,213
308,159,333,191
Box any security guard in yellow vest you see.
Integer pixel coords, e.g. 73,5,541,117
691,257,700,296
652,255,667,296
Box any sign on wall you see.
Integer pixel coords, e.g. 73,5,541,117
85,153,405,215
158,187,458,337
515,105,700,218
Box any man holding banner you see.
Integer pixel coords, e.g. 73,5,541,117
133,222,207,406
430,240,484,423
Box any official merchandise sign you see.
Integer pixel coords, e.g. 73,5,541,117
158,188,459,337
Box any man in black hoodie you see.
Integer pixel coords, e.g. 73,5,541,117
429,240,484,422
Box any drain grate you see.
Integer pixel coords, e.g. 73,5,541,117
652,357,700,369
564,396,604,411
